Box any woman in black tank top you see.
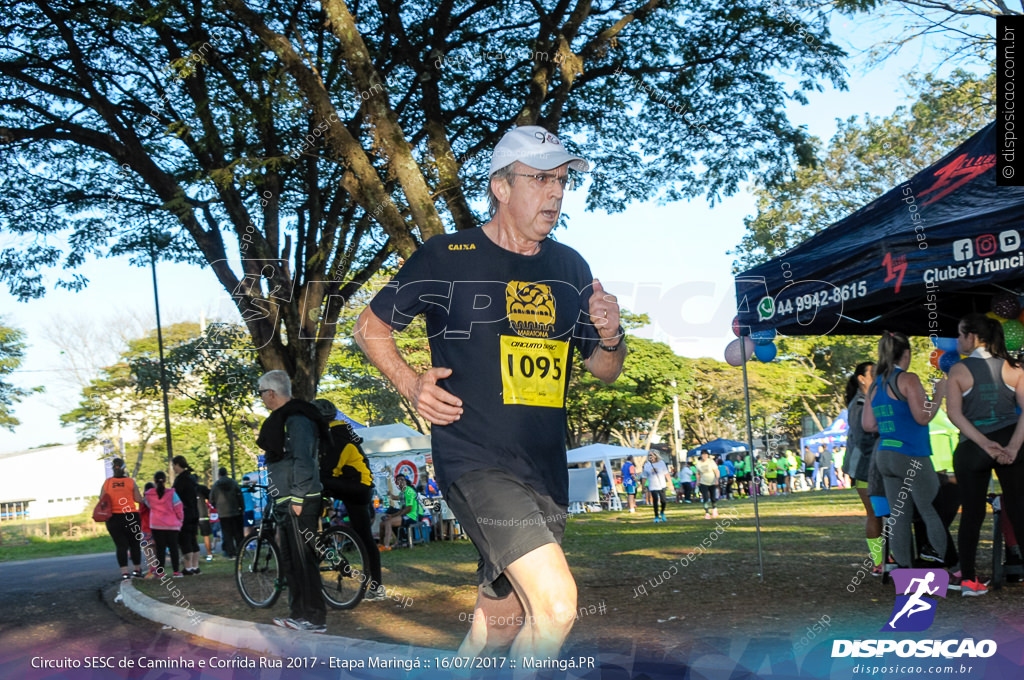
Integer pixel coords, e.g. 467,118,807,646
947,313,1024,596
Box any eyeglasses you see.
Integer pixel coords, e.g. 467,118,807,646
511,172,575,190
258,389,273,396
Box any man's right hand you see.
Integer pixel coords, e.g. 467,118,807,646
406,367,463,425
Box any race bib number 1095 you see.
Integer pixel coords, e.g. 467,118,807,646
500,336,570,408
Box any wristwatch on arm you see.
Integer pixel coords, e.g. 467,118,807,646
598,325,626,352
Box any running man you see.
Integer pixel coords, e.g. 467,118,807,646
354,125,626,658
888,572,939,628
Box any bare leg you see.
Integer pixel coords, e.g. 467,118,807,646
457,587,525,656
503,543,577,659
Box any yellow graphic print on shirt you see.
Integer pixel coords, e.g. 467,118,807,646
506,281,556,338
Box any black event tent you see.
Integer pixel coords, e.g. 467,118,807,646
735,122,1024,338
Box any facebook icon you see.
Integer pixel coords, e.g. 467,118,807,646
953,238,974,262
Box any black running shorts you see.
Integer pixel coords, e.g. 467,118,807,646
445,467,567,599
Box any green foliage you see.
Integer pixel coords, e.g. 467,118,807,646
732,70,994,270
323,318,431,432
0,319,37,431
772,335,880,428
566,336,686,448
60,321,258,481
0,0,847,397
131,323,262,476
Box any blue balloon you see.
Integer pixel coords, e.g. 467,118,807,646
932,337,958,353
754,342,778,362
938,351,961,374
751,329,777,346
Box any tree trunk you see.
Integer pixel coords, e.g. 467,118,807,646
642,407,668,451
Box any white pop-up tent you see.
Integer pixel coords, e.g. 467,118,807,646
358,423,431,496
566,443,649,512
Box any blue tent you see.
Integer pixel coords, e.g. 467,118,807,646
799,409,849,454
333,410,365,429
686,437,748,458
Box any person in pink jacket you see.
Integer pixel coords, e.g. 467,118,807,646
144,471,184,577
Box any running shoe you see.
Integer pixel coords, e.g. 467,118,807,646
961,579,988,597
172,572,183,578
272,617,296,629
132,570,143,579
704,512,711,519
918,544,943,564
205,554,213,562
275,617,326,633
712,508,718,518
121,573,132,581
379,545,392,552
363,585,388,601
871,564,884,577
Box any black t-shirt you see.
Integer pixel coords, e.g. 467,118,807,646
369,228,601,505
174,472,199,522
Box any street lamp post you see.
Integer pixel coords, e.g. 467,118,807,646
148,232,174,473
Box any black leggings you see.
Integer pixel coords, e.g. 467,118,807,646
954,425,1024,581
650,489,666,517
699,484,717,511
105,513,141,568
152,529,180,573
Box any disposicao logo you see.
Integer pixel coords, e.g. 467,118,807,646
882,568,946,632
832,569,997,659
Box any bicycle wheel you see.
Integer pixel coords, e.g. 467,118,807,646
235,534,282,608
318,526,370,609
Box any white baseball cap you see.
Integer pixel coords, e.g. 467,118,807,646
489,125,590,176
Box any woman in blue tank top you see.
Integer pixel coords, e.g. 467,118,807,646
947,313,1024,597
862,331,948,570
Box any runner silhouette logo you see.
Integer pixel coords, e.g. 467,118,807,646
882,569,948,633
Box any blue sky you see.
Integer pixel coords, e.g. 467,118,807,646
0,11,987,453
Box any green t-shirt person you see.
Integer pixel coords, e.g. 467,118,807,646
403,484,420,521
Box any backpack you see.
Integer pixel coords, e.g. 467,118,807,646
319,420,374,487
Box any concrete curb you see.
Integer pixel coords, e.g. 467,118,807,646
118,580,449,662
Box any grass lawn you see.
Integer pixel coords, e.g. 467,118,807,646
0,512,112,562
0,535,113,562
131,489,1024,655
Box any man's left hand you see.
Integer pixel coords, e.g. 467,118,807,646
588,279,621,340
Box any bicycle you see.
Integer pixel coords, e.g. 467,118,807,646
235,485,371,610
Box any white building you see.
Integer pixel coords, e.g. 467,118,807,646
0,444,108,520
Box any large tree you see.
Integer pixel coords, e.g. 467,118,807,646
1,0,845,397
